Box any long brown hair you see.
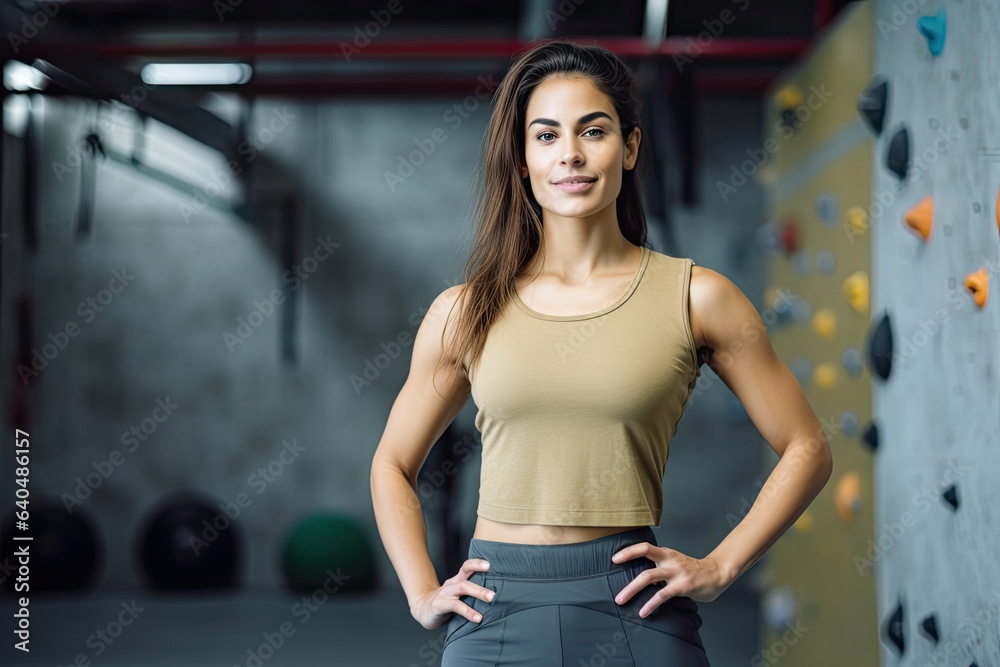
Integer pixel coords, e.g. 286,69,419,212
435,39,650,394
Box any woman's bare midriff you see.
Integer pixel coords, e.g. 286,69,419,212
472,516,648,545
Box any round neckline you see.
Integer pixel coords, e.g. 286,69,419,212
513,245,650,322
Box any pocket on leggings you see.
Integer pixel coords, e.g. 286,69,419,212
442,572,502,647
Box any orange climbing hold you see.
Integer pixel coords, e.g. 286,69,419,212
995,186,1000,236
964,267,988,307
835,471,863,524
904,196,933,240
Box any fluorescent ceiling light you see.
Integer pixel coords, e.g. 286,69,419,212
140,63,252,85
4,60,50,91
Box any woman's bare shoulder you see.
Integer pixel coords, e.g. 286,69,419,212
688,265,755,349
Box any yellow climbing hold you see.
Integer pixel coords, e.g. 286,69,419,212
776,84,804,110
847,206,869,234
842,271,870,314
812,308,837,339
813,362,838,389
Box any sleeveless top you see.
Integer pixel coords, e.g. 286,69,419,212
467,246,701,526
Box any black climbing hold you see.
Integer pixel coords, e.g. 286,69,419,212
861,421,878,452
887,127,909,179
942,484,959,510
882,598,905,655
867,312,893,381
857,76,888,136
920,614,939,644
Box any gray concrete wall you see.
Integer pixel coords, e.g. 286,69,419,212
871,0,1000,664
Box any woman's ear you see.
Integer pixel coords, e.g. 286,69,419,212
623,126,641,171
520,164,528,179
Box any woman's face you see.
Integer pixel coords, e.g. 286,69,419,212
521,74,640,221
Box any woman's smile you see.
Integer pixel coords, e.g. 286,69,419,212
553,179,596,193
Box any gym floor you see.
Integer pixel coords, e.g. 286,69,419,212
1,588,433,666
1,585,754,666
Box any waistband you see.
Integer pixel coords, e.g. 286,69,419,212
467,527,656,580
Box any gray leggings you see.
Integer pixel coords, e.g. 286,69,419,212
440,526,711,666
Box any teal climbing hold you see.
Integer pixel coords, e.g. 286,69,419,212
918,8,946,57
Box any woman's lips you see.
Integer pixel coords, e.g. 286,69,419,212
554,179,596,192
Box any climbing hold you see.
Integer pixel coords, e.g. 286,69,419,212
995,186,1000,236
964,267,988,307
812,308,837,339
842,271,870,314
841,347,864,377
815,193,838,226
861,421,878,452
756,220,782,254
942,484,959,510
762,586,797,631
887,127,910,180
815,249,836,275
813,362,837,389
765,286,795,325
883,599,905,655
793,510,814,533
776,84,805,133
776,84,804,110
791,250,810,275
918,8,946,57
791,298,812,324
780,218,800,255
867,312,893,381
904,197,933,240
835,471,862,523
857,76,889,136
848,206,869,235
789,358,812,386
840,411,859,437
919,614,940,644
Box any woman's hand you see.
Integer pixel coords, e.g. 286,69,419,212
409,559,495,630
610,543,731,617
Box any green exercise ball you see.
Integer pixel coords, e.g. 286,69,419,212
280,513,376,593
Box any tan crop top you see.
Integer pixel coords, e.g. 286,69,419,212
467,245,701,527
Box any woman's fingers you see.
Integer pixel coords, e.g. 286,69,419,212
448,559,495,622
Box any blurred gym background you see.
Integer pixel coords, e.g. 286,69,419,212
2,0,998,665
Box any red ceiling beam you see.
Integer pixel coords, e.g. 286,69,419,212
23,37,811,60
813,0,837,32
32,70,778,97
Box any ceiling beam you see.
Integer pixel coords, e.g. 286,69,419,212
19,36,810,60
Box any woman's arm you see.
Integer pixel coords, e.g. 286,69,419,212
689,266,834,587
370,285,472,608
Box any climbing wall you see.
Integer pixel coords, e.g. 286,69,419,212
758,3,879,665
867,1,1000,664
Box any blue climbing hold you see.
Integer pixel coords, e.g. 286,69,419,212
918,8,946,57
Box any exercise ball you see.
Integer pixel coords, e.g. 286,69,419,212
136,492,241,590
281,512,376,593
1,499,102,593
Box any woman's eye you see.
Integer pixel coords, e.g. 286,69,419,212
536,128,604,142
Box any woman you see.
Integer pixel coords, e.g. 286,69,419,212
370,40,833,665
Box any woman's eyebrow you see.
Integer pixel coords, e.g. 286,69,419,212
527,111,613,128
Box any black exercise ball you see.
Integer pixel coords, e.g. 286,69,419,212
1,499,103,593
135,492,242,590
